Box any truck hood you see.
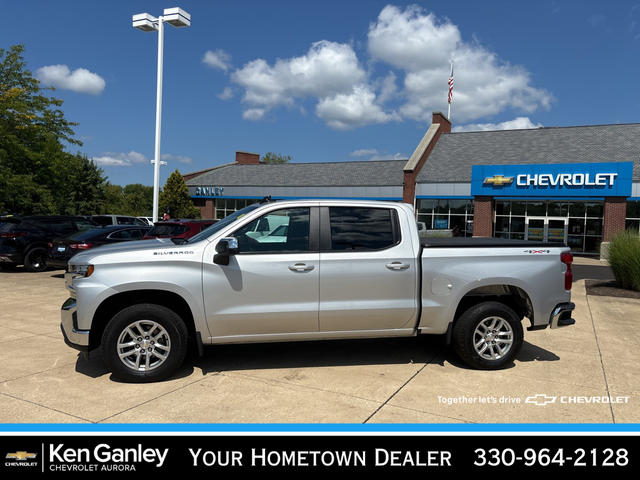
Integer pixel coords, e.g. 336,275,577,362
68,237,200,266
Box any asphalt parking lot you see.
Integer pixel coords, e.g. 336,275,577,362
0,257,638,428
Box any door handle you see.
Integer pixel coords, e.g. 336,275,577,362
386,262,410,270
289,263,315,272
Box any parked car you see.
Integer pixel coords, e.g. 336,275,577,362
143,219,218,240
0,215,98,272
255,223,289,243
47,225,151,270
90,215,149,226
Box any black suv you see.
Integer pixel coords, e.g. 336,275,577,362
0,215,98,272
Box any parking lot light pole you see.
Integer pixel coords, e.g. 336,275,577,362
133,8,191,223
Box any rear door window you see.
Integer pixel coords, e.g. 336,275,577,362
328,207,398,251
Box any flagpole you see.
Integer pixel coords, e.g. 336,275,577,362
447,59,453,120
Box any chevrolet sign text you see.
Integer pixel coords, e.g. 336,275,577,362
516,172,618,187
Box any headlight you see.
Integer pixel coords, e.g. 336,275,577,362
70,264,94,278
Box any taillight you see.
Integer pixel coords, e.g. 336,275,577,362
561,251,573,290
0,232,26,238
70,243,93,250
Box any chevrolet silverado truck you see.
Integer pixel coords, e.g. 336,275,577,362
61,199,575,383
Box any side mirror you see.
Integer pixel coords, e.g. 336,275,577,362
214,237,239,265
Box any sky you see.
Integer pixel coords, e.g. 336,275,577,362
3,1,640,188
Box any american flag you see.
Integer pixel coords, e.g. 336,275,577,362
447,61,454,104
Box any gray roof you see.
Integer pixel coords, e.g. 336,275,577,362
186,159,408,187
417,123,640,183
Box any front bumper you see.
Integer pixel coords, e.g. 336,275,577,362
60,297,90,354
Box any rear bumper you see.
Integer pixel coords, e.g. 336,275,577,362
47,256,69,269
60,297,90,354
528,302,575,331
549,302,576,329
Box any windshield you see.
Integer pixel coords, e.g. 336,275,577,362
61,226,103,240
187,203,262,243
146,224,189,237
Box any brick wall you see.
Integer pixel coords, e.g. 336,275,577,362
193,198,215,219
473,196,494,237
235,151,260,165
603,197,627,241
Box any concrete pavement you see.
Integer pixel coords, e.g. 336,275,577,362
0,258,638,428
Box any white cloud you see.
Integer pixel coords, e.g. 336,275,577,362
220,5,553,129
368,5,461,71
351,148,379,157
203,49,233,72
231,40,398,128
93,151,192,167
161,153,193,164
35,64,105,95
92,151,148,167
350,149,407,160
370,152,406,160
315,85,400,130
368,5,554,123
453,117,543,132
217,87,234,100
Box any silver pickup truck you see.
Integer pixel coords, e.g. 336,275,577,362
61,199,575,382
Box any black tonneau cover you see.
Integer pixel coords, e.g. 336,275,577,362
420,237,564,249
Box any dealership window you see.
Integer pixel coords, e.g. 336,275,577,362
627,200,640,233
493,200,603,254
215,198,256,220
416,199,474,237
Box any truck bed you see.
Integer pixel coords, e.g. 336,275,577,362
420,237,562,249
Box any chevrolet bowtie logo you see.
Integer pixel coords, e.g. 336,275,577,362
6,451,37,460
483,175,514,186
525,394,557,406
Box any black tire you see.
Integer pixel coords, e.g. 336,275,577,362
452,301,523,370
102,303,188,383
23,247,48,272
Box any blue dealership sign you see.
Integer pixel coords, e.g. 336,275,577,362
471,162,633,198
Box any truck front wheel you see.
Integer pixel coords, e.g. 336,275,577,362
452,301,523,370
102,303,188,383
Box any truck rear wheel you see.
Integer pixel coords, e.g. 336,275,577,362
452,301,523,370
102,303,188,383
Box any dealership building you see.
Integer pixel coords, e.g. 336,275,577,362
185,112,640,255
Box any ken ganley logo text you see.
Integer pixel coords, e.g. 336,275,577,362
48,444,168,472
5,451,38,467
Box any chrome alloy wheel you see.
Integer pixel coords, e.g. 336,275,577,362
472,316,514,361
116,320,171,372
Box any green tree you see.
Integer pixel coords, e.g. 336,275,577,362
158,169,201,219
0,44,107,215
262,152,292,164
121,183,154,216
100,183,125,215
